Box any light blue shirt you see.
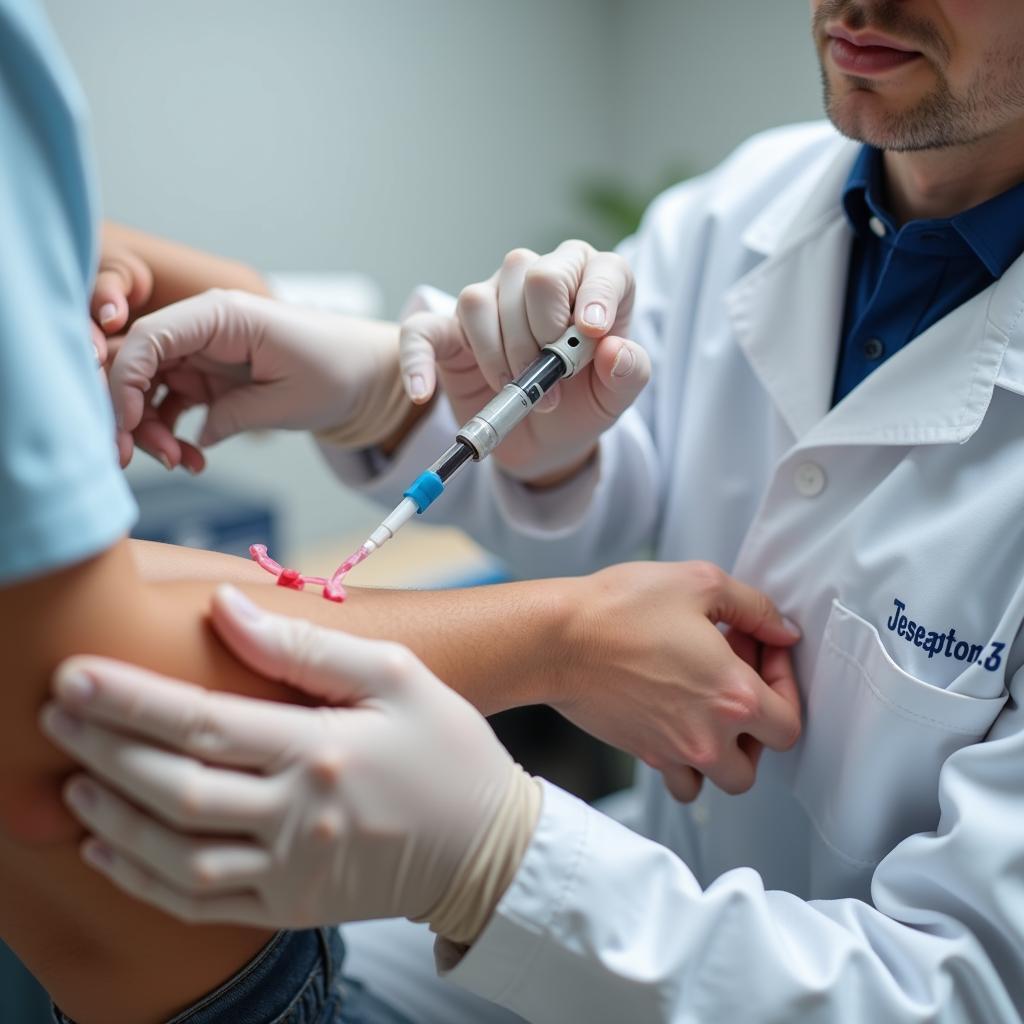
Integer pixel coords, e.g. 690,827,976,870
0,0,136,584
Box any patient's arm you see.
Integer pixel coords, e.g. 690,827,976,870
99,222,270,329
0,539,327,1024
2,536,571,1024
129,539,571,715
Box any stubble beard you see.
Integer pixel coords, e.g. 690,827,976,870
815,0,1024,152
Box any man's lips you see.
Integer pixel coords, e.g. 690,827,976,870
827,28,923,75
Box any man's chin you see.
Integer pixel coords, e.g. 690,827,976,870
826,90,919,149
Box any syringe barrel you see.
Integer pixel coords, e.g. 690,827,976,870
455,325,599,460
457,385,531,459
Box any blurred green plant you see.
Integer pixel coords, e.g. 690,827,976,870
559,162,696,250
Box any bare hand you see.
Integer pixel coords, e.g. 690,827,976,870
558,561,802,802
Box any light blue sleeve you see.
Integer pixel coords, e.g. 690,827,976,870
0,0,136,585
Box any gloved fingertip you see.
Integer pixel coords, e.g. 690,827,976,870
579,302,608,332
216,584,266,627
406,373,432,403
610,345,636,379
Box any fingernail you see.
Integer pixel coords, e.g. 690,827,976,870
582,303,607,330
98,303,118,325
408,374,428,401
783,617,802,638
159,453,173,472
611,346,635,378
221,585,265,625
55,669,96,705
44,707,83,740
94,345,103,366
65,778,97,812
83,840,114,870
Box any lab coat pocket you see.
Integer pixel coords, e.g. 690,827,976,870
791,599,1007,867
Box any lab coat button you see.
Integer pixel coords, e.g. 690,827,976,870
794,461,826,497
868,215,887,238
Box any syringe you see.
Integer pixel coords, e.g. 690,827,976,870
361,324,597,556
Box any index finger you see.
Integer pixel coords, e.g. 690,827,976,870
572,250,635,340
108,290,239,433
398,311,473,404
51,656,311,770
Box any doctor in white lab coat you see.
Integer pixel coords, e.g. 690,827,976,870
42,0,1024,1021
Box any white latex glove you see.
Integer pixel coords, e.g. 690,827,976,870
399,239,651,484
39,586,526,933
108,289,410,470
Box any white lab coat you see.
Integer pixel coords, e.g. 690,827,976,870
325,120,1024,1022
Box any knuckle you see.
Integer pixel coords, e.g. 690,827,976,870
456,282,494,317
186,851,220,891
556,238,593,258
524,261,568,297
684,737,721,772
502,247,537,272
378,642,419,686
307,744,346,787
687,560,726,596
717,676,760,723
172,771,208,825
182,693,227,758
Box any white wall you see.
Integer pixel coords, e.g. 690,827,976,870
45,0,620,315
610,0,822,188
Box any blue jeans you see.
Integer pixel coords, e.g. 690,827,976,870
52,928,412,1024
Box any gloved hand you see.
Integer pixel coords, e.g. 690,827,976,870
108,289,412,471
40,587,539,940
399,239,650,485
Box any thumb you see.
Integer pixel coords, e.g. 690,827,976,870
587,335,651,420
210,585,409,705
92,249,153,335
92,269,130,334
399,312,468,404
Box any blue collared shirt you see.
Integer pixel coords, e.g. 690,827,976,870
833,145,1024,405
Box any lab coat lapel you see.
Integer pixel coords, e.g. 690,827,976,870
725,141,859,441
726,134,1016,451
799,275,1010,449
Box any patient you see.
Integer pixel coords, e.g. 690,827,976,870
0,5,414,1021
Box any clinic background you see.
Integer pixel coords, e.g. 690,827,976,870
44,0,822,561
0,4,821,1018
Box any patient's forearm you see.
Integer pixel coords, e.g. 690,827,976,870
130,539,574,716
237,576,574,716
131,539,272,586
